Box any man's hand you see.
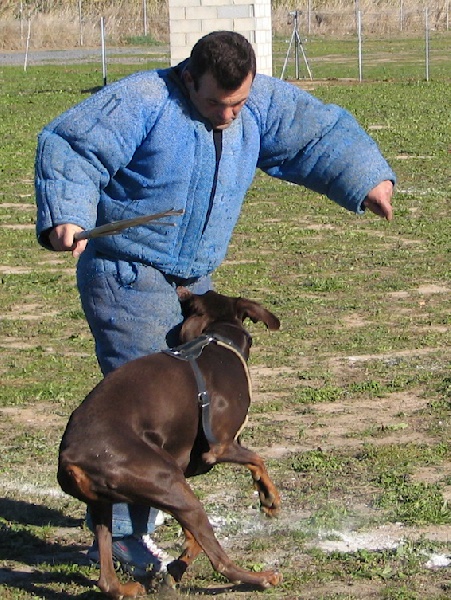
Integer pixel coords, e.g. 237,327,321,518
49,224,88,257
363,180,394,221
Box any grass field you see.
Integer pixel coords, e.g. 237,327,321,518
0,44,450,599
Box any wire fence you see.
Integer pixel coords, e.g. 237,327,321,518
275,8,451,81
274,3,450,37
1,3,450,82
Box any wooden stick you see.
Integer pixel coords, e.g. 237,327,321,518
74,209,184,241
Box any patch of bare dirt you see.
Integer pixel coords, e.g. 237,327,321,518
0,403,64,428
0,263,76,274
0,203,35,209
0,224,34,229
251,388,435,458
1,302,59,320
0,337,37,350
0,265,33,274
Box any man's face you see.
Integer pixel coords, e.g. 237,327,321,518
183,70,253,130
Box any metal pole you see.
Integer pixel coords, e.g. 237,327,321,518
357,10,363,82
20,1,24,42
24,18,31,72
307,0,311,35
354,0,360,31
78,0,83,46
425,8,430,82
101,17,107,86
143,0,148,36
294,11,300,80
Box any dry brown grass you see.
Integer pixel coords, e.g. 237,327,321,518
273,0,449,37
0,0,169,50
0,0,448,50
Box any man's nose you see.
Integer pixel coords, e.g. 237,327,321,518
219,106,235,121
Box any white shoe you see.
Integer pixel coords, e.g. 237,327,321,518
154,509,165,527
141,534,173,572
87,535,165,576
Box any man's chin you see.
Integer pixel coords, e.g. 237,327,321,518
213,121,233,130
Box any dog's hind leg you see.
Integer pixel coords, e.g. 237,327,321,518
203,442,280,516
119,448,281,589
89,502,146,599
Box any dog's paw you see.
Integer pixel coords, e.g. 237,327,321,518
113,581,147,598
202,450,218,465
266,570,283,587
259,490,281,516
165,559,188,585
261,504,280,518
256,569,283,589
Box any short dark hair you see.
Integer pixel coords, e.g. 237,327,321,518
187,31,256,90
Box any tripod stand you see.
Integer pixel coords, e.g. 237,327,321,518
280,10,313,81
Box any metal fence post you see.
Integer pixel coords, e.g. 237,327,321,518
101,16,107,87
23,18,31,72
143,0,148,37
78,0,83,46
425,7,430,81
357,10,363,82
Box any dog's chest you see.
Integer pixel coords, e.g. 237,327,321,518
164,334,252,445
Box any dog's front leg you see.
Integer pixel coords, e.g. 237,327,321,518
165,528,203,586
203,442,280,516
245,460,280,516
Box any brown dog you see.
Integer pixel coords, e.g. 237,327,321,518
58,288,282,598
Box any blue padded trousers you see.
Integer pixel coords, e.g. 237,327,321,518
77,244,212,537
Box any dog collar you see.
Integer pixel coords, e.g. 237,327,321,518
164,330,248,362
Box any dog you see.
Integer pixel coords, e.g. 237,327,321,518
58,287,282,598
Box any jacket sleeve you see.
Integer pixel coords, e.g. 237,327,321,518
35,72,164,247
250,76,396,213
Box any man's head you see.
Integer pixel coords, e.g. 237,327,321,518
186,31,256,90
183,31,256,130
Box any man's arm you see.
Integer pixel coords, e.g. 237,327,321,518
35,71,165,249
252,76,396,215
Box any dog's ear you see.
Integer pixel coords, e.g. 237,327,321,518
236,298,280,331
180,314,210,342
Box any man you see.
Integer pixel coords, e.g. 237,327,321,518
35,31,395,573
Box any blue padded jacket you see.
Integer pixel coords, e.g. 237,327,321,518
35,63,395,279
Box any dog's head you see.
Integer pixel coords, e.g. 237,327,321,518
177,287,280,342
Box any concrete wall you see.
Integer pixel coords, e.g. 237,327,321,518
168,0,272,76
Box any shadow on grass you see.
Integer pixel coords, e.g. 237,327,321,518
80,86,103,94
0,569,97,599
0,498,278,598
0,498,96,597
0,498,81,528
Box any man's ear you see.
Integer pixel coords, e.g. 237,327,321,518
182,69,194,86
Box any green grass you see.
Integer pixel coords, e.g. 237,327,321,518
0,41,450,599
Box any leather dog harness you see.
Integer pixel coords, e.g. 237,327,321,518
163,332,251,445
